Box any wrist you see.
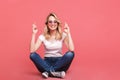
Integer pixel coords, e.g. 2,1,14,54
32,33,36,35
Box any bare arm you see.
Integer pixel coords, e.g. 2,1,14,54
64,23,74,51
30,24,42,53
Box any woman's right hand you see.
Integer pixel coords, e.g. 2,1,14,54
32,23,38,34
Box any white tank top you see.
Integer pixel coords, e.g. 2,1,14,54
39,33,67,57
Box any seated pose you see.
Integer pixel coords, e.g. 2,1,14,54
30,13,75,78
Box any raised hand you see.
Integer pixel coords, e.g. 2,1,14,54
32,23,38,34
64,22,70,34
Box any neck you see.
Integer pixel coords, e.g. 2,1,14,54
50,30,57,36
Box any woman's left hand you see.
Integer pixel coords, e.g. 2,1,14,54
64,22,74,51
64,22,70,34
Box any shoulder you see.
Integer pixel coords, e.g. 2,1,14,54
39,34,45,41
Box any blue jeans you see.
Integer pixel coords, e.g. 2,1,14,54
30,51,74,73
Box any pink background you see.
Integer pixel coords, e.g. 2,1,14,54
0,0,120,80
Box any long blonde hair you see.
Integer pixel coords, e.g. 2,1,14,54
44,13,62,40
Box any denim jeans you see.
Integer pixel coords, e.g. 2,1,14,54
30,51,74,73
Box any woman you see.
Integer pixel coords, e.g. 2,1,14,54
30,13,75,78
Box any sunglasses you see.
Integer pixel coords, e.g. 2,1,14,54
48,20,58,24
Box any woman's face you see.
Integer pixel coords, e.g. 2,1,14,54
47,16,58,31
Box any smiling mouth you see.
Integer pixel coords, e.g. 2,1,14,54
51,26,56,28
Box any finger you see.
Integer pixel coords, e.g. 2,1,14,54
64,23,67,29
64,22,67,27
65,22,69,28
32,24,37,28
64,26,67,29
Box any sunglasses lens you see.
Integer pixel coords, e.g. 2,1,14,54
54,21,57,23
48,20,57,24
48,21,52,23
